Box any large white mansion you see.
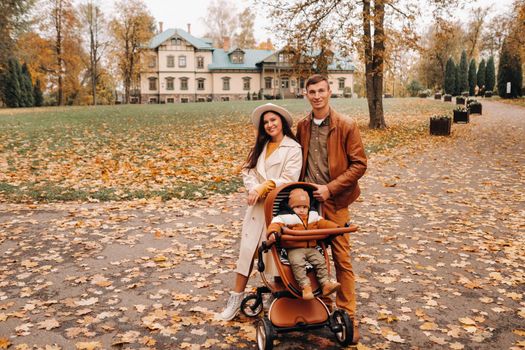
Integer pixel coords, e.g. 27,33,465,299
138,27,355,104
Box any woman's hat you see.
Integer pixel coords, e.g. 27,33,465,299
251,103,293,129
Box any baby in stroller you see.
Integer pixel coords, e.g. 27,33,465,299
267,188,340,300
239,182,357,350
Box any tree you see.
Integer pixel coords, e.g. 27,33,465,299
202,0,238,48
485,55,495,92
497,37,522,98
464,7,489,59
476,58,486,90
454,61,460,95
0,0,34,70
234,8,256,49
406,79,422,97
417,19,464,91
33,79,44,106
110,0,155,104
457,50,468,94
3,57,23,107
468,58,476,96
79,0,109,105
444,57,456,95
20,62,34,106
260,0,461,129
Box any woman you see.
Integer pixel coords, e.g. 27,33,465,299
217,103,302,321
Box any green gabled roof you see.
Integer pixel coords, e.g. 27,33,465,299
208,49,274,70
148,29,214,50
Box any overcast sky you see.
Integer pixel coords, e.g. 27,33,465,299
97,0,515,44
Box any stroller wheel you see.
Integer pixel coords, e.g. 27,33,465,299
240,294,263,317
256,317,274,350
331,309,354,346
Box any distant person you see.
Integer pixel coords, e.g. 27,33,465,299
475,85,480,97
267,188,340,300
296,74,367,344
216,103,302,321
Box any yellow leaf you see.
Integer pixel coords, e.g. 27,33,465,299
420,322,438,330
0,338,11,349
458,317,476,325
75,342,102,350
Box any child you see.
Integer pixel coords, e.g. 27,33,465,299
267,188,341,300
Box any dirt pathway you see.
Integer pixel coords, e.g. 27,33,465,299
0,100,524,349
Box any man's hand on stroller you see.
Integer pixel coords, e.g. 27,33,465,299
313,184,331,202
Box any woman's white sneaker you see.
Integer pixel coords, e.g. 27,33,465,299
216,291,244,321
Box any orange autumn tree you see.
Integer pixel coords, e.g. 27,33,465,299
110,0,155,104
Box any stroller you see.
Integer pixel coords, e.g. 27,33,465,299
239,182,358,350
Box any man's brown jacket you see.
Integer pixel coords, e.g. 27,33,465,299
296,107,367,210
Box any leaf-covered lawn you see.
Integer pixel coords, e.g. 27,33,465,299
0,98,454,202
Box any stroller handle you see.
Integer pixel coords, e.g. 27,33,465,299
281,225,358,237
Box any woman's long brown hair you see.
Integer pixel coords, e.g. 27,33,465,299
244,111,298,169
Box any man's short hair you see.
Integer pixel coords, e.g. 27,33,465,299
305,74,330,90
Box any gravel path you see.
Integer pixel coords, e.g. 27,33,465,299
0,100,523,350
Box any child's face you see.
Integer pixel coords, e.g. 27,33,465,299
292,205,309,217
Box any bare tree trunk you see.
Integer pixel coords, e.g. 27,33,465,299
363,0,387,129
54,0,64,106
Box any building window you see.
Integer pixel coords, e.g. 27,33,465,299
278,53,292,64
222,77,230,91
149,97,157,104
181,98,189,103
148,77,157,91
231,52,244,64
167,56,174,68
197,78,205,90
197,56,204,69
166,98,174,103
166,77,174,90
171,38,182,46
281,77,289,89
179,56,186,68
243,77,251,91
265,77,272,89
338,78,346,90
180,77,188,90
222,97,230,101
197,97,206,102
148,57,156,68
299,78,305,89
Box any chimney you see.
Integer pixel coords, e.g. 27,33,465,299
187,23,191,34
159,21,164,33
223,36,230,51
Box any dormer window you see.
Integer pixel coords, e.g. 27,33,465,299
278,53,293,64
171,38,182,46
229,49,245,64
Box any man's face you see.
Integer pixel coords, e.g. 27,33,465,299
305,80,331,111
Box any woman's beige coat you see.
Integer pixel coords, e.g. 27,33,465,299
235,136,302,277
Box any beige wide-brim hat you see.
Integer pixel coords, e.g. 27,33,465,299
250,103,293,130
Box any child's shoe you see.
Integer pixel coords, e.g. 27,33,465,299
322,280,341,296
302,285,314,300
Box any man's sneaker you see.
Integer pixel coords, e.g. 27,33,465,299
216,291,244,321
321,280,341,296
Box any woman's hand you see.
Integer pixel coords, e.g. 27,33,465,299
247,189,260,206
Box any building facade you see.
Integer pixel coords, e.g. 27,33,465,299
138,28,355,104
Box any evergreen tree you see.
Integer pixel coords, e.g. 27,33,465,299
33,79,44,107
21,63,34,107
458,50,469,94
468,59,477,96
477,58,486,91
4,57,22,107
454,62,461,96
497,38,523,98
486,56,496,92
444,57,456,95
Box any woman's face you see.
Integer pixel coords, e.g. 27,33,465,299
263,112,283,140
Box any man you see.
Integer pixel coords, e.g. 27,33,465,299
296,74,367,344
